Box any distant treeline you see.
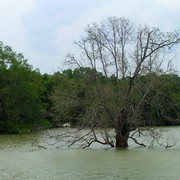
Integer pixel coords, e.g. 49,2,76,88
0,42,180,133
49,68,180,128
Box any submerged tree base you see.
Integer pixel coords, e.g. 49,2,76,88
115,135,129,148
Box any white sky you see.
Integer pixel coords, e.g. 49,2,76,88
0,0,180,74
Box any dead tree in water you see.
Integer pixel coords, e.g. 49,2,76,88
52,17,180,148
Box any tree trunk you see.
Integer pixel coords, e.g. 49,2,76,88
115,133,129,147
115,109,130,148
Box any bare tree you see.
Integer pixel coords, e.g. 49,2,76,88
54,17,180,148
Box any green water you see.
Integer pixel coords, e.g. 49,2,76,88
0,128,180,180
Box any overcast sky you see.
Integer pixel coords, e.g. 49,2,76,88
0,0,180,74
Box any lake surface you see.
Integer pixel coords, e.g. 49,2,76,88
0,127,180,180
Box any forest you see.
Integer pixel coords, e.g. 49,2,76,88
0,17,180,149
0,41,179,134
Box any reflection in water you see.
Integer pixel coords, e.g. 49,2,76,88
0,127,180,180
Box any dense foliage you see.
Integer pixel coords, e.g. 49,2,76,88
0,41,179,134
51,68,180,127
0,42,49,133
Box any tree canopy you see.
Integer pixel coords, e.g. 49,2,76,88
0,41,49,133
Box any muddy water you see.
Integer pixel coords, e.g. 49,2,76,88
0,127,180,180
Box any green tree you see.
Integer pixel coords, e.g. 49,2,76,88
51,70,86,126
132,74,180,126
0,41,48,133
